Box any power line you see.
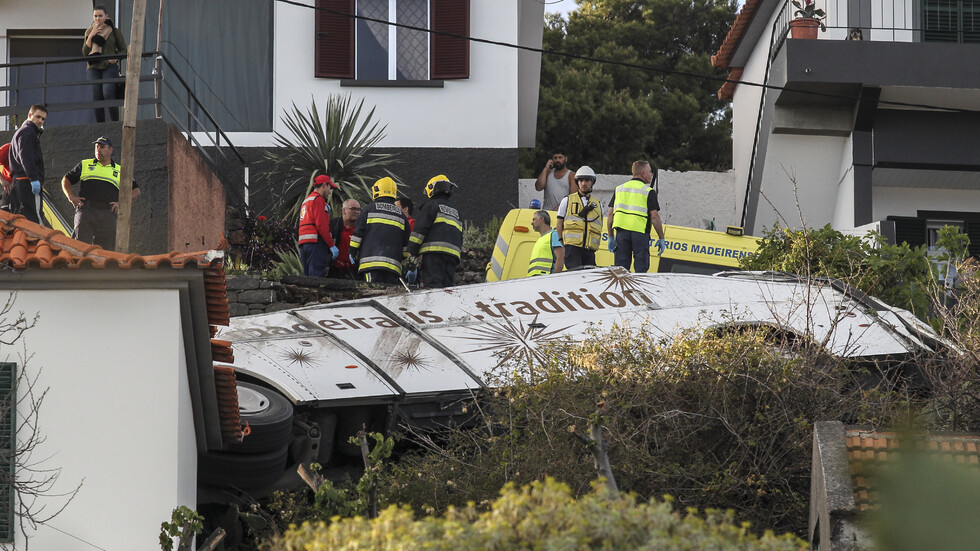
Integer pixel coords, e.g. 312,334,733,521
274,0,980,114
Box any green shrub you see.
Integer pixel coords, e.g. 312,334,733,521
462,215,503,250
267,478,806,550
741,223,970,323
380,326,914,537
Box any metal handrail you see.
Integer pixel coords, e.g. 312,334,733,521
1,51,250,206
740,0,790,229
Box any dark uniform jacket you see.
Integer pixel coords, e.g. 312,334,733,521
349,198,411,276
408,196,463,258
9,121,44,182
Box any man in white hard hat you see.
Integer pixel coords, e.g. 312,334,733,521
555,165,602,269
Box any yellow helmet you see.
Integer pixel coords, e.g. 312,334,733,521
372,177,397,199
425,174,456,198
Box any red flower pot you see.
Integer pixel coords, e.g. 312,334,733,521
789,17,820,39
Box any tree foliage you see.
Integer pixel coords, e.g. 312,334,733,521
741,223,971,324
268,478,806,550
522,0,737,176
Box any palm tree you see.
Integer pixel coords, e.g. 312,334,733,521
257,95,399,218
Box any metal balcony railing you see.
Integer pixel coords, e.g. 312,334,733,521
1,51,250,207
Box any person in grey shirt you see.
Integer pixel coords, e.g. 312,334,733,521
534,150,577,210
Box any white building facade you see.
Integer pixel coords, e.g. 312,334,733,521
714,0,980,252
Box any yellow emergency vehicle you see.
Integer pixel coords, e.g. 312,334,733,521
486,208,760,281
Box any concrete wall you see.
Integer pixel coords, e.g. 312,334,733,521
872,186,980,221
518,169,740,230
754,134,848,231
1,118,233,254
0,119,171,254
2,288,196,550
832,135,856,230
167,125,226,251
238,145,517,226
730,2,782,228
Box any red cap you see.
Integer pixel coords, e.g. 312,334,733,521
314,174,338,189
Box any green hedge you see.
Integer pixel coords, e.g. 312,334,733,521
268,478,805,550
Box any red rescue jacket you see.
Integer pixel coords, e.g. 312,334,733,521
298,192,334,247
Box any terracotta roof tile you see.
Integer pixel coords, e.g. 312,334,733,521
717,68,743,101
712,0,765,100
213,365,243,445
713,0,763,70
845,427,980,510
0,210,240,447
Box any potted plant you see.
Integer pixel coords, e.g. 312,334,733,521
789,0,826,39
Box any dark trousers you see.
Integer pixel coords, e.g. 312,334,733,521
300,241,331,277
563,245,596,270
74,205,117,250
361,269,400,284
13,179,45,226
420,254,459,288
87,65,120,123
614,229,651,273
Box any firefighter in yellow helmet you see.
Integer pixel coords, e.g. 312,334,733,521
408,174,463,288
349,177,411,284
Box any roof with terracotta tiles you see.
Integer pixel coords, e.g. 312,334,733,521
711,0,763,101
712,0,762,70
0,209,231,325
0,209,241,445
845,427,980,511
717,67,743,101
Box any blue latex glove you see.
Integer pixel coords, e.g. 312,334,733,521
329,245,340,259
405,269,418,283
655,238,667,256
607,238,617,253
30,180,41,195
349,253,357,265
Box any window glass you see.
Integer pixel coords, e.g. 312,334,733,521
396,0,429,80
357,0,390,80
356,0,429,80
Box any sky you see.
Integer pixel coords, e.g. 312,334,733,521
544,0,579,17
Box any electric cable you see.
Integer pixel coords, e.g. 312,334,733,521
274,0,980,114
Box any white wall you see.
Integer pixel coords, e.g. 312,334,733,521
518,169,740,230
730,4,780,215
0,289,196,550
832,134,855,230
754,134,847,230
873,186,980,221
257,0,525,149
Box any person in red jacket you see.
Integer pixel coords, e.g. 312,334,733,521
298,175,339,277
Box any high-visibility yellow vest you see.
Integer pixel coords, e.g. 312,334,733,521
81,158,121,189
528,230,557,276
562,193,602,250
612,179,651,233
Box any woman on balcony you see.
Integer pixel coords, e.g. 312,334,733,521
83,5,128,123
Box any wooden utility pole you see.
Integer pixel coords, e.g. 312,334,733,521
116,0,148,253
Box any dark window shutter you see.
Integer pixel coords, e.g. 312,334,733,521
965,222,980,258
316,0,355,78
430,0,469,79
0,363,14,542
889,216,927,248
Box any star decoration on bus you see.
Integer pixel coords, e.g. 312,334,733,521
281,347,318,369
456,314,572,369
588,266,657,296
